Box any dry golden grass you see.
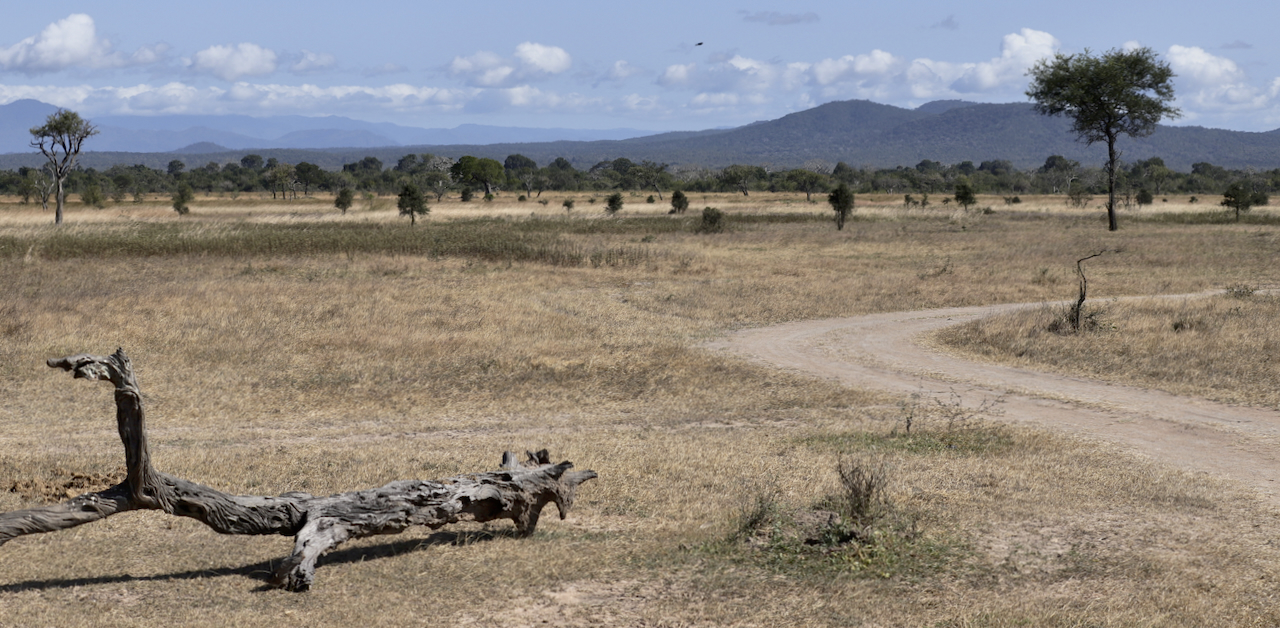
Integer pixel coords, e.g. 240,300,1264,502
2,195,1280,626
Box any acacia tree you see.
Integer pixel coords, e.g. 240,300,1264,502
451,156,505,195
1026,47,1179,231
29,110,98,225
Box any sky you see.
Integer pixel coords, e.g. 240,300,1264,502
2,1,1279,133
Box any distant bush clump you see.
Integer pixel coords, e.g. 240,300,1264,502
697,206,725,233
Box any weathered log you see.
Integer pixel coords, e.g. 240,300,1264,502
0,349,597,591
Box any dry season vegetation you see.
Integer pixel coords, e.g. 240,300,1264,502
2,193,1279,626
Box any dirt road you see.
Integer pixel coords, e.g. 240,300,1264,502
713,299,1280,504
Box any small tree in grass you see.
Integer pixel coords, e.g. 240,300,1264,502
954,180,977,210
1221,183,1269,221
562,198,575,213
172,184,194,215
1135,189,1154,206
398,183,429,226
605,192,624,215
827,183,854,230
669,189,689,214
334,188,354,215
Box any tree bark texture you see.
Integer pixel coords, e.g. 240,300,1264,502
0,350,597,591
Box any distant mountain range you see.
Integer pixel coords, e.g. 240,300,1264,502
0,99,652,154
4,98,1280,172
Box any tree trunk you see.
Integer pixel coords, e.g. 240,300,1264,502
54,176,64,225
0,350,596,592
1106,132,1119,232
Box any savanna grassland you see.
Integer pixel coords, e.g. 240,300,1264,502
1,192,1279,627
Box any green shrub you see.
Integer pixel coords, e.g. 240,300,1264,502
697,206,725,233
605,192,624,214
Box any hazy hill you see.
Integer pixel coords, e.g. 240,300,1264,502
4,98,1280,172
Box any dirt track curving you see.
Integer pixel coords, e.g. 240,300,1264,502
713,297,1280,505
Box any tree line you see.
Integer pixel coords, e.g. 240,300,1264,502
3,152,1278,209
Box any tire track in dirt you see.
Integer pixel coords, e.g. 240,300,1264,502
711,297,1280,504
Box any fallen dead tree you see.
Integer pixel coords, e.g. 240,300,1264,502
0,349,597,591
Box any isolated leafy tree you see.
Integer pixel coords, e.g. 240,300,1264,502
398,183,429,226
669,189,689,214
605,192,624,215
1027,47,1179,231
172,184,194,215
1221,182,1269,221
334,188,354,215
1135,189,1154,206
562,198,575,212
954,180,977,210
28,109,98,225
828,183,854,230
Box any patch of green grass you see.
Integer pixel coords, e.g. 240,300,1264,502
802,421,1014,457
1134,211,1280,225
0,221,657,267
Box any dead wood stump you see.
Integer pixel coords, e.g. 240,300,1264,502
0,349,597,591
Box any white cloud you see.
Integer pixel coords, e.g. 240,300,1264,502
812,50,901,85
658,63,696,86
607,60,645,81
0,81,473,117
291,50,336,73
949,28,1059,92
0,14,163,73
1167,45,1269,113
691,92,739,108
451,43,570,87
1167,45,1244,85
191,43,278,81
514,42,571,74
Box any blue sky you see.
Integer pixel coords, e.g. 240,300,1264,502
2,2,1278,132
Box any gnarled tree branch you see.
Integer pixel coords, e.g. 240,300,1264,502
1,349,597,591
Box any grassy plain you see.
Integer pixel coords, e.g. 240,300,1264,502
1,192,1279,626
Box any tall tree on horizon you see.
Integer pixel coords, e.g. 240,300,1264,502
29,109,98,225
1026,47,1179,231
